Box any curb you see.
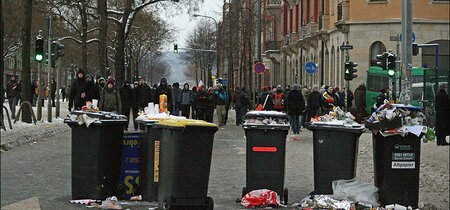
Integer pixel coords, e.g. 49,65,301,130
1,125,70,151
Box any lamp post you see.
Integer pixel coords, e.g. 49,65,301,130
193,14,219,88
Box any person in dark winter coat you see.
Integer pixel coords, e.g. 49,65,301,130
120,81,134,129
171,82,181,116
155,78,173,112
287,85,305,134
82,74,100,103
321,86,338,115
195,86,208,121
96,77,106,93
6,76,20,119
50,78,57,107
191,86,197,119
307,85,321,121
178,83,193,119
335,87,345,109
354,84,366,123
206,87,216,123
258,86,273,111
346,88,354,109
131,81,139,130
435,84,449,146
69,69,86,111
135,78,152,111
375,89,387,110
99,78,122,114
233,87,250,125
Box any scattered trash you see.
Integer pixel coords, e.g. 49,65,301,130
332,178,380,207
99,196,122,209
130,195,142,201
365,102,431,141
45,126,50,128
70,199,101,205
241,189,282,208
293,194,353,209
40,139,47,142
293,138,300,141
244,111,289,125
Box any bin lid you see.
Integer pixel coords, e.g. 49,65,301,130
158,119,218,128
245,111,288,119
68,110,126,120
305,122,365,133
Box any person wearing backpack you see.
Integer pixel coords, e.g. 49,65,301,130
287,85,305,134
273,85,286,112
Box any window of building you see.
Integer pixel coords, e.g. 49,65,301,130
268,22,273,41
369,41,387,66
432,0,450,3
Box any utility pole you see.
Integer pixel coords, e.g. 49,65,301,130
55,59,61,118
257,0,262,99
47,17,52,122
401,0,413,104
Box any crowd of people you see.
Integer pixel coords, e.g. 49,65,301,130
4,69,448,143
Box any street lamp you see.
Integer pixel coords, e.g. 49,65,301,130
193,14,220,88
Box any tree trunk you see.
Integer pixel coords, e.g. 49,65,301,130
114,2,132,86
97,0,108,77
1,0,4,109
80,1,88,72
21,0,32,123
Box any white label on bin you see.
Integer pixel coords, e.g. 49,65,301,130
392,161,415,169
392,153,415,160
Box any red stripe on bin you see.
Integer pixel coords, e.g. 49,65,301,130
252,147,277,152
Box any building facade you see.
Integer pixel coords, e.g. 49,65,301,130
262,0,449,92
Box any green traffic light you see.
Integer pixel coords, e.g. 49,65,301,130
388,69,395,76
35,54,43,61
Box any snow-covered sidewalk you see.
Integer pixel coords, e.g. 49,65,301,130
1,100,70,150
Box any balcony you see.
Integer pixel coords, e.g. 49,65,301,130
264,41,282,51
284,34,291,46
267,0,282,9
291,32,300,43
307,22,318,36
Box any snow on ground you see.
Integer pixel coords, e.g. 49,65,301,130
1,100,70,150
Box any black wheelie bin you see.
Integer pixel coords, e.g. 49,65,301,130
372,132,423,208
156,119,218,210
135,119,161,202
65,110,128,199
306,122,364,194
242,111,290,204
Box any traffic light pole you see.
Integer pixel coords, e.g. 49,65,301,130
37,62,42,121
256,0,262,100
55,59,61,118
344,49,349,112
47,17,52,122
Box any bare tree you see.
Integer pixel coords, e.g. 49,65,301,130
48,0,100,72
97,0,108,77
182,20,217,87
21,0,33,123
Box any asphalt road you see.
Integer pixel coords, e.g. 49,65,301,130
1,123,448,209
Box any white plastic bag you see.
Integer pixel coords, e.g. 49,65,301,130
332,178,379,207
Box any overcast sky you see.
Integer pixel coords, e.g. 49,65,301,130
160,0,224,51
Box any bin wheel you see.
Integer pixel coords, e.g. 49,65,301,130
283,188,288,204
242,187,247,198
162,197,174,210
206,196,214,210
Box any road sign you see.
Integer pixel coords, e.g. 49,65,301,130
254,62,265,74
399,32,415,42
305,62,318,74
340,45,353,50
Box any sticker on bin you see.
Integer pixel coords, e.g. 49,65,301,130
252,147,277,152
392,161,415,169
392,153,415,161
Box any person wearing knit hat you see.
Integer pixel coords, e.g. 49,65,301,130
258,86,273,110
99,77,122,114
69,69,86,111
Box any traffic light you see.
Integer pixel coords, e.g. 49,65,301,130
412,43,419,56
35,35,44,62
387,52,396,76
52,41,64,60
174,44,178,53
376,52,388,70
344,61,358,81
